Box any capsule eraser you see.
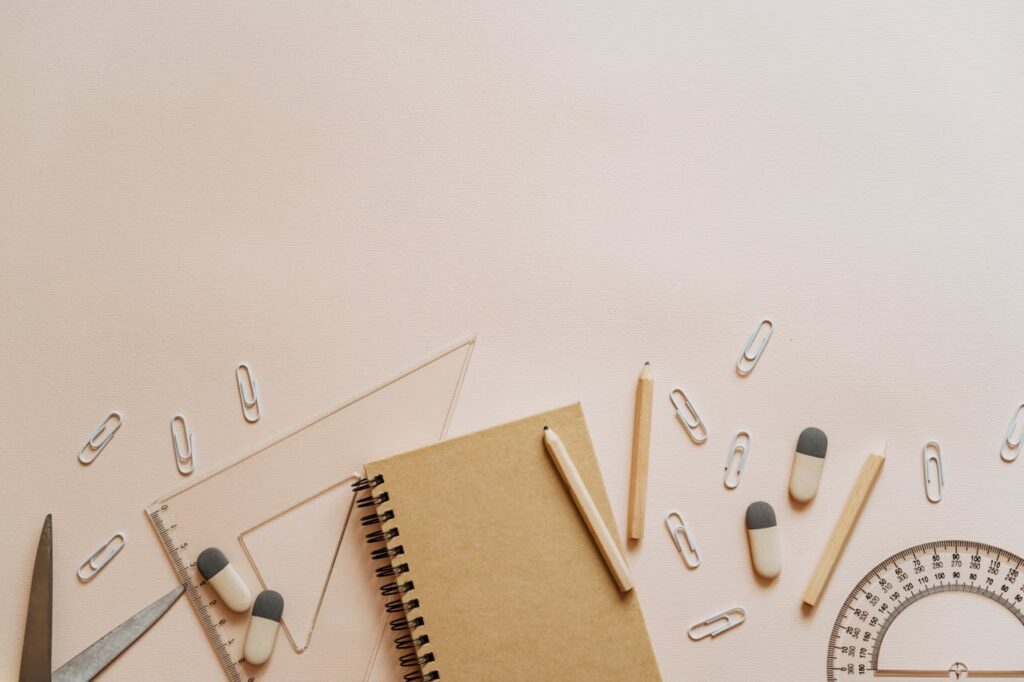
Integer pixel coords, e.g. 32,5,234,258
746,501,781,579
244,590,284,666
197,547,252,613
789,427,828,503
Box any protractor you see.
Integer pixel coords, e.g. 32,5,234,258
828,540,1024,680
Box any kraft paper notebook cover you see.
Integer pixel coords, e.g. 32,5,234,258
357,403,662,681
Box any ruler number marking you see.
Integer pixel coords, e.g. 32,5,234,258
149,508,246,682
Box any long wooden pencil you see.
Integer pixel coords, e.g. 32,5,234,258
543,426,634,592
627,362,653,540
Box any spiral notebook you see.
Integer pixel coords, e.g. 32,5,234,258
356,403,662,681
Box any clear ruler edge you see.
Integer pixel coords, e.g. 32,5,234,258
148,504,247,682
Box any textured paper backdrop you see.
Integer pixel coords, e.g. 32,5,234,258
3,2,1024,680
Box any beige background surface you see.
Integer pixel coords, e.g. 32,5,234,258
3,2,1024,680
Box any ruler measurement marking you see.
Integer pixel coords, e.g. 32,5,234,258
150,508,245,682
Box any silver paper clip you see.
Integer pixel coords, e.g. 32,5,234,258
77,412,123,465
665,512,701,569
999,403,1024,462
171,414,196,475
669,387,707,444
236,363,261,423
723,431,750,489
77,532,126,582
923,441,943,503
688,607,746,641
736,319,773,376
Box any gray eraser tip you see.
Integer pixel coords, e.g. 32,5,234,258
252,590,284,621
796,427,828,458
746,501,777,529
197,547,229,580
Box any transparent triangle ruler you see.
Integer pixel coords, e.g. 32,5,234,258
146,337,475,681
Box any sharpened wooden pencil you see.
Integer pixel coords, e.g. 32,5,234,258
627,362,653,541
543,425,634,592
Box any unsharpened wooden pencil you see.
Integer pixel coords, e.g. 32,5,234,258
802,446,886,607
543,426,634,592
627,362,653,541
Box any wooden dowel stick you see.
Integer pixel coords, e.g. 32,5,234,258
627,362,653,541
802,448,886,607
543,426,634,592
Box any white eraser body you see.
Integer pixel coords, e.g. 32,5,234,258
245,615,280,665
789,451,825,503
747,526,782,579
208,565,252,613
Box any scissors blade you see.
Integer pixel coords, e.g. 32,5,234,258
51,585,184,682
20,514,53,682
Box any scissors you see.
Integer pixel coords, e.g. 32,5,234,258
19,515,184,682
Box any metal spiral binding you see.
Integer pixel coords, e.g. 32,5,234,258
353,474,384,491
372,545,405,561
356,491,389,508
376,562,410,578
366,527,399,544
354,476,439,681
386,597,419,613
361,509,395,526
390,616,424,631
396,634,430,649
380,580,415,596
401,651,435,667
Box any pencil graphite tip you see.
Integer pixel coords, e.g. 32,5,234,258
543,425,549,431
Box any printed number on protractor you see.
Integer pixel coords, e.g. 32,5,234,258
827,540,1024,680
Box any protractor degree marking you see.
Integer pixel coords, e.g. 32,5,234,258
827,540,1024,682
